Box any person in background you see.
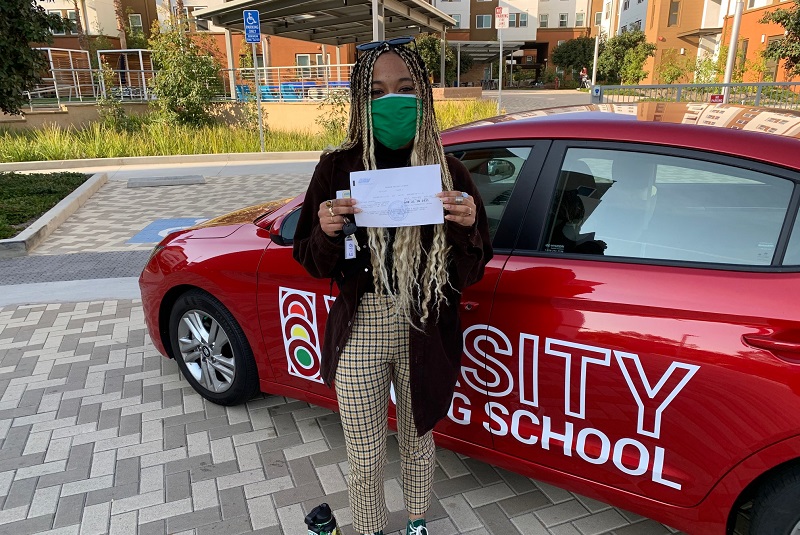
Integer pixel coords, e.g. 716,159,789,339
293,37,492,535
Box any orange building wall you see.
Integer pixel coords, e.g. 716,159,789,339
721,2,794,83
640,0,706,84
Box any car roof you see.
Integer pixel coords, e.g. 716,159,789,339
441,103,800,171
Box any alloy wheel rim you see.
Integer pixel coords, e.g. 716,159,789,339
176,309,235,393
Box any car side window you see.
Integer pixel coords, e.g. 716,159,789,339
785,211,800,265
449,147,532,241
542,148,794,266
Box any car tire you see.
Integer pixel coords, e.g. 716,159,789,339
168,289,259,405
749,466,800,535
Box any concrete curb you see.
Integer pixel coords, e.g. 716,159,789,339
0,151,323,173
0,172,108,259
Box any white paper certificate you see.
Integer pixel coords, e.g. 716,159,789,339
350,164,444,228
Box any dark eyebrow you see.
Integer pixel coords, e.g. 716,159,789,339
372,77,414,85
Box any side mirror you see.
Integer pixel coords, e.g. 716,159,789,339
269,207,302,246
487,158,516,181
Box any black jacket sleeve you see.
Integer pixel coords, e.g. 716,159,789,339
292,153,345,279
443,156,494,290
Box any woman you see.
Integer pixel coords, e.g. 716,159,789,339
293,38,492,535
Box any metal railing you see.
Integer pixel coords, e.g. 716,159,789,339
22,62,356,109
218,63,355,102
26,48,95,110
592,82,800,109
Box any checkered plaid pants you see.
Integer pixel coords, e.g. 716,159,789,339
335,294,436,534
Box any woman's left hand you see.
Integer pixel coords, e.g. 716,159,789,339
438,191,476,227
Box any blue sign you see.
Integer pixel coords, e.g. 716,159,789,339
244,10,261,44
128,218,208,243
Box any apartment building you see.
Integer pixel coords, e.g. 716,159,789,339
590,0,793,84
34,0,160,49
436,0,600,81
719,0,795,83
537,0,592,71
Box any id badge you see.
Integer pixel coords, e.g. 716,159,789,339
344,236,356,259
336,189,351,200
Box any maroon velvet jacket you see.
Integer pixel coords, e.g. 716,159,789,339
292,145,493,435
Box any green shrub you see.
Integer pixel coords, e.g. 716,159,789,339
0,100,498,163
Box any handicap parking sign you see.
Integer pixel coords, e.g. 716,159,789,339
244,10,261,43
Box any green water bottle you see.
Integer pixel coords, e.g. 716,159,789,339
305,503,342,535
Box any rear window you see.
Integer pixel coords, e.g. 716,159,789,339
542,148,795,266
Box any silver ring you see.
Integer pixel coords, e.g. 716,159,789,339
454,196,464,205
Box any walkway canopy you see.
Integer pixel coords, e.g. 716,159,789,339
449,40,525,63
195,0,456,45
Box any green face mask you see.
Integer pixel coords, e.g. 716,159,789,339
370,94,420,150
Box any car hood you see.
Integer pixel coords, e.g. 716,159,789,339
182,198,292,239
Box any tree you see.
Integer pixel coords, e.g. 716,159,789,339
0,0,70,115
552,37,597,76
597,30,656,84
112,0,127,49
760,0,800,78
70,0,89,50
655,48,695,84
415,34,472,86
148,19,222,125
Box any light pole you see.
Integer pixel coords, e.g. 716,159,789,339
723,0,745,103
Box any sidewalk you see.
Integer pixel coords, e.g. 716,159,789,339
0,156,680,535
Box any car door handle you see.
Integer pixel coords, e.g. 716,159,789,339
462,301,479,312
742,334,800,363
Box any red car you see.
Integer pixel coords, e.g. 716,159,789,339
140,103,800,535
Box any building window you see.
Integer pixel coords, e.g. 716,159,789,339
558,40,566,46
296,54,311,77
747,0,756,7
49,10,65,35
623,0,630,9
559,13,568,27
193,7,209,31
509,13,517,27
576,12,585,26
539,14,548,27
452,14,461,28
595,11,602,25
128,14,143,34
315,53,331,77
668,0,680,26
604,2,611,19
181,6,209,31
630,19,642,31
476,14,492,28
520,13,528,27
526,55,533,64
67,9,78,33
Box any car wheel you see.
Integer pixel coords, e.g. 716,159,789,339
168,289,259,405
749,466,800,535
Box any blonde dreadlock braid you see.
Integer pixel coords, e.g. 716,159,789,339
330,42,455,328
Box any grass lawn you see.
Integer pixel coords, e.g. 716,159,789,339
0,172,88,239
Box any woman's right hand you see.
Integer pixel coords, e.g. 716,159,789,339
318,198,360,238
